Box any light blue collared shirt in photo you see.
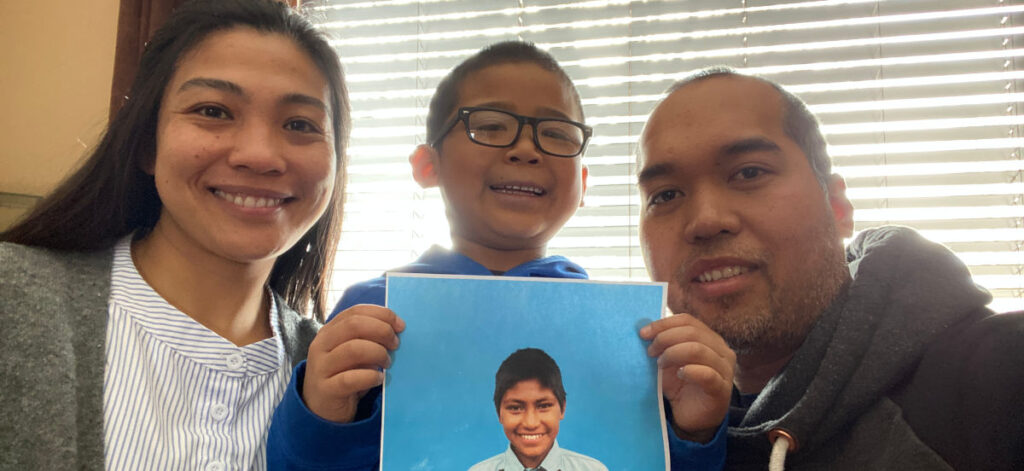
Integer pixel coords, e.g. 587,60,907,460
467,441,609,471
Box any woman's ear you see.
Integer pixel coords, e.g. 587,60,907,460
409,144,440,188
827,173,855,238
139,154,156,176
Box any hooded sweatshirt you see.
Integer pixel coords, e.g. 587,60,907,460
329,245,589,318
726,226,1024,470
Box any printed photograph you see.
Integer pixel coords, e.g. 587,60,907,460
381,273,669,471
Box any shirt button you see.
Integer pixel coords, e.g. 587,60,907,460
205,461,224,471
225,353,244,370
211,403,229,421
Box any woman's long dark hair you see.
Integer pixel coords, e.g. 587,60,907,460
1,0,350,321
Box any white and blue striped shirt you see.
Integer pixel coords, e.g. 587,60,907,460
103,239,291,470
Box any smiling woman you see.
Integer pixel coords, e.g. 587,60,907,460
141,27,338,330
0,0,347,468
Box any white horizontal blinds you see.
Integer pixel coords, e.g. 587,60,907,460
770,0,1024,314
313,0,1024,313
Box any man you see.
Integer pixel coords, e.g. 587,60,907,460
468,348,608,471
636,67,1024,470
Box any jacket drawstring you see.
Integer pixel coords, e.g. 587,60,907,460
768,428,798,471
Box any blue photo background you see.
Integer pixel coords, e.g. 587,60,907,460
382,274,668,471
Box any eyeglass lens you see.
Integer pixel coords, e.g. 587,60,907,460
465,109,585,156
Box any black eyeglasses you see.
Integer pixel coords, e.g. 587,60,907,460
432,107,592,158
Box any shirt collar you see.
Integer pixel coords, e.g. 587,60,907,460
109,236,285,375
499,440,563,471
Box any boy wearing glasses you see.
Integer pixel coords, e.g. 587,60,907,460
268,42,729,470
335,43,593,313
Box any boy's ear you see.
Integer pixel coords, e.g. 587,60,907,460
409,144,439,188
578,165,589,208
827,173,854,238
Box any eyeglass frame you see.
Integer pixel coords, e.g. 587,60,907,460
430,106,593,158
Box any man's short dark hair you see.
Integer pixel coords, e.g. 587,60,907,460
493,348,567,413
426,41,584,149
665,66,832,191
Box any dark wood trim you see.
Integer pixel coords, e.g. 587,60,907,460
107,0,299,119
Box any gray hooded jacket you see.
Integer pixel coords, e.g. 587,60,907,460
725,226,1024,470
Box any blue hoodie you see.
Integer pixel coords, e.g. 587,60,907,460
267,246,725,470
330,245,588,318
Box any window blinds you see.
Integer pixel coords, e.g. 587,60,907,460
311,0,1024,313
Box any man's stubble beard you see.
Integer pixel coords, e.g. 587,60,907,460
670,221,851,356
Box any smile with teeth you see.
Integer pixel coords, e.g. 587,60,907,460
213,189,285,208
491,184,545,196
518,433,545,441
697,266,750,283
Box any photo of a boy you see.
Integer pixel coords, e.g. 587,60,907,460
469,348,608,471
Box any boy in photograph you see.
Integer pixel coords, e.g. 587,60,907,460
469,348,607,471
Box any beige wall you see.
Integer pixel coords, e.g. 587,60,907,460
0,0,120,229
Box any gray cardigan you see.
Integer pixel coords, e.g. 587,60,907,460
0,242,321,470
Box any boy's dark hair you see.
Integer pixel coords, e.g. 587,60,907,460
426,41,583,149
664,66,831,192
493,347,567,413
1,0,350,321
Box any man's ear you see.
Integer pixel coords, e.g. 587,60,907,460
578,165,589,208
409,144,439,188
827,173,854,238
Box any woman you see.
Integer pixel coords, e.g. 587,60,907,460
0,0,347,468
